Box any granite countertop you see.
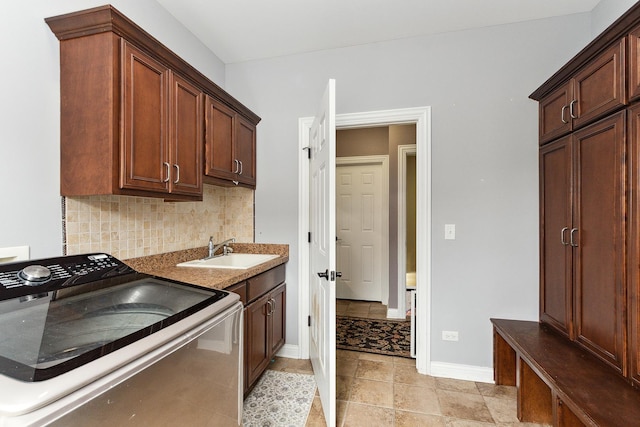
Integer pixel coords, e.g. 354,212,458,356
124,243,288,290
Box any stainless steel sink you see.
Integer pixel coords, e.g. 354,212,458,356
176,253,279,270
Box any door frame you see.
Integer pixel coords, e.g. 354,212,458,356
336,156,390,305
298,106,432,375
397,144,417,318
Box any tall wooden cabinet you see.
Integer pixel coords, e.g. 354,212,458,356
531,3,640,384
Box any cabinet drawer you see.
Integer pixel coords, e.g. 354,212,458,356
227,281,247,305
247,264,286,302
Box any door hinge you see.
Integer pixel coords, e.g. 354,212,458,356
308,232,311,243
308,315,311,327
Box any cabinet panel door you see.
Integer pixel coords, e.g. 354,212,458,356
235,115,257,187
246,293,270,389
572,40,626,130
205,96,236,181
539,137,573,338
629,26,640,102
573,112,626,373
170,73,203,196
628,105,640,386
539,83,572,145
121,41,170,192
269,284,286,356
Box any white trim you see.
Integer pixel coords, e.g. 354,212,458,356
298,116,314,360
397,145,417,319
430,362,494,384
276,344,301,360
336,155,389,306
299,106,432,376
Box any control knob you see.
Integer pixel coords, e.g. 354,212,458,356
19,265,52,286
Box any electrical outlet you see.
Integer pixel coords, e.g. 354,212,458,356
442,331,459,341
444,224,456,240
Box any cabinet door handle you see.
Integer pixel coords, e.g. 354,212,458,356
234,159,240,174
270,297,276,314
266,299,273,316
569,99,578,119
173,164,180,184
570,228,578,247
239,160,243,175
163,162,170,183
561,227,569,246
561,105,568,124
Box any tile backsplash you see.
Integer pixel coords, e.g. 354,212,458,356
64,185,254,259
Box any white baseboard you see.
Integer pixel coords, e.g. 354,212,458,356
275,344,300,359
430,361,494,384
386,308,405,319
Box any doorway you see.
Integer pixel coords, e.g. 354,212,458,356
335,156,389,303
298,106,432,375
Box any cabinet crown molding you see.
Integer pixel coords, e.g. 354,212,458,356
530,1,640,101
45,4,261,125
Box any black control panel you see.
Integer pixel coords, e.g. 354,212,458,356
0,253,136,301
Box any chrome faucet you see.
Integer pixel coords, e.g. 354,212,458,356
205,237,235,259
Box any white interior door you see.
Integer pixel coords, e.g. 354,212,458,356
309,79,336,427
336,161,385,302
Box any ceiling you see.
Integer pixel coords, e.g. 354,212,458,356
156,0,602,64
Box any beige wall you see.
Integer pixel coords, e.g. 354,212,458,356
336,127,389,157
64,185,254,260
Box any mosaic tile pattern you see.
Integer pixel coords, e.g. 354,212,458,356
64,185,254,259
243,370,316,427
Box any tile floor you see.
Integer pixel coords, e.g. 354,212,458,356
268,352,548,427
336,299,399,320
264,300,548,426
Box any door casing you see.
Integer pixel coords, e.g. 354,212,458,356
298,106,432,375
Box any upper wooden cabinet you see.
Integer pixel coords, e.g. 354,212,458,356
205,96,257,188
46,5,260,200
538,40,625,144
120,41,203,197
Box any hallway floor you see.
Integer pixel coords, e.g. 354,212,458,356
264,299,547,426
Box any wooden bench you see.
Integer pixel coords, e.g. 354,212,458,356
491,319,640,426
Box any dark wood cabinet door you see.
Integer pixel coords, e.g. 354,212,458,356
573,112,626,373
572,40,626,130
629,26,640,102
539,83,572,145
235,115,257,186
246,293,271,389
539,137,573,338
269,283,286,356
628,104,640,386
121,40,170,193
205,96,237,181
169,73,203,196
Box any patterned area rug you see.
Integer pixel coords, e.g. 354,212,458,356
336,315,412,358
242,370,316,426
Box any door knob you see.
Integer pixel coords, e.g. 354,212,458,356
317,269,329,279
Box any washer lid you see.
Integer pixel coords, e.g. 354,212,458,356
0,264,228,382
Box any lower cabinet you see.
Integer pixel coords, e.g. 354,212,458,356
227,264,286,396
246,283,286,391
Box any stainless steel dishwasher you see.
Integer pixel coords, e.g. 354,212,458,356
0,253,243,426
